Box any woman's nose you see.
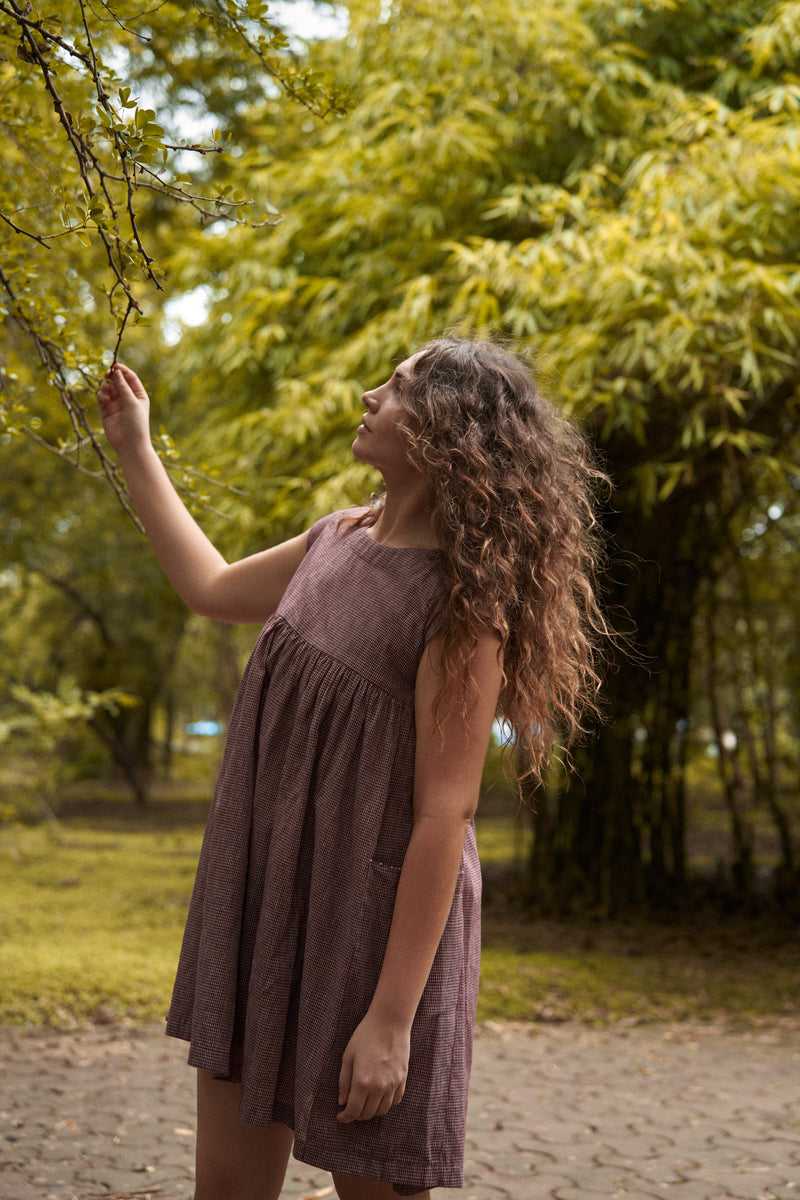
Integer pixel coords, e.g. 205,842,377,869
362,391,378,411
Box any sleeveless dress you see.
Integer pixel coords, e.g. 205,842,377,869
166,509,482,1196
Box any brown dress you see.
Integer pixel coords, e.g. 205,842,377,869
166,510,482,1195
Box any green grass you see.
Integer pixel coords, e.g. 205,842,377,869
478,933,800,1025
1,804,798,1028
472,814,531,863
0,823,201,1024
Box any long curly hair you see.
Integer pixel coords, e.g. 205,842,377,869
352,335,613,785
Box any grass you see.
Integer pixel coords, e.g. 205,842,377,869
1,795,798,1028
0,822,201,1024
478,919,800,1025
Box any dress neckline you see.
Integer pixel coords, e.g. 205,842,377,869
355,527,440,558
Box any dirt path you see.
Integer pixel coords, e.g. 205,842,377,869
1,1020,798,1199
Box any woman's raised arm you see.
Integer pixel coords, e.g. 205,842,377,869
97,363,308,623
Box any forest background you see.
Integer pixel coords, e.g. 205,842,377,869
1,0,799,1025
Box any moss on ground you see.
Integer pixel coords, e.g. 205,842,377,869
1,805,797,1027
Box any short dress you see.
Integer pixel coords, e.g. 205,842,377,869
166,509,482,1196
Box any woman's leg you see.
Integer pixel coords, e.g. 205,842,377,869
332,1174,430,1200
194,1069,294,1200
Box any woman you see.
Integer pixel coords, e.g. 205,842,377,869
97,335,608,1199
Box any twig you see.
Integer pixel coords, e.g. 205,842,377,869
0,208,52,247
168,463,247,496
20,426,112,481
194,0,346,118
0,1,94,69
85,1189,166,1199
0,210,110,244
90,0,159,41
162,140,225,154
0,262,143,528
111,296,137,365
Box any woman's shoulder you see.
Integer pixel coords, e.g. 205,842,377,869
306,506,370,550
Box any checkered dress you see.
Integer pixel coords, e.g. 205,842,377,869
166,510,482,1195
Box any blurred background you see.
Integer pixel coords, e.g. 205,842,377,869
1,0,798,1027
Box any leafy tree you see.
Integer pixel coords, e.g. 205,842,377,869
162,0,799,908
0,432,191,802
1,1,345,794
3,0,798,906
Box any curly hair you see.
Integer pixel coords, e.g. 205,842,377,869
352,335,612,785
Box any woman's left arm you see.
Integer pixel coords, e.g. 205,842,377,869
337,628,503,1123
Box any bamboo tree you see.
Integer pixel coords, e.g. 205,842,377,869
156,0,799,909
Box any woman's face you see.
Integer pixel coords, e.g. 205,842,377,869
352,355,420,480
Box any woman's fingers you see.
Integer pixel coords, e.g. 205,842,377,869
109,363,148,401
97,362,148,403
96,360,152,453
337,1049,354,1113
336,1013,409,1123
337,1083,383,1123
337,1071,403,1123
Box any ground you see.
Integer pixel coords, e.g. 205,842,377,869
1,1017,798,1200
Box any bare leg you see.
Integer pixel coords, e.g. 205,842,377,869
194,1069,294,1200
332,1173,430,1200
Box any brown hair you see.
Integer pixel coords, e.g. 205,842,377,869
353,334,612,785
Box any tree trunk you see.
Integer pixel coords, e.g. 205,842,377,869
91,700,153,805
526,489,707,914
735,556,796,884
704,596,754,894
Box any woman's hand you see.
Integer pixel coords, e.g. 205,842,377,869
97,363,152,457
337,1008,410,1123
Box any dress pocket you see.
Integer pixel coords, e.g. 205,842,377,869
339,859,402,1031
340,857,468,1028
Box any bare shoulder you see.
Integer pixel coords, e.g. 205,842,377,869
420,625,503,686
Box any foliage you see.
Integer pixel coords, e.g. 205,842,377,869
1,1,346,795
0,432,193,803
159,0,799,518
159,0,799,907
0,677,135,749
0,675,135,822
0,0,345,518
2,0,799,906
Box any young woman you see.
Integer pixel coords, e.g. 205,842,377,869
97,335,608,1200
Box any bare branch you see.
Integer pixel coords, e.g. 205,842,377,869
0,208,52,248
193,0,347,119
91,0,163,41
111,296,137,365
0,1,94,69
